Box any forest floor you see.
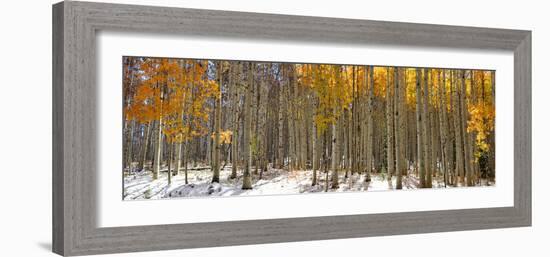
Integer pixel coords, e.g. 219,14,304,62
122,165,487,200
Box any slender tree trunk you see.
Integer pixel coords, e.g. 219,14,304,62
331,119,339,189
416,68,426,188
324,129,330,192
139,121,151,171
347,107,353,186
386,67,395,187
461,71,473,186
147,121,156,168
277,69,285,169
312,104,318,186
152,86,164,180
126,121,136,172
489,71,496,180
452,70,465,185
423,69,433,188
254,64,262,175
445,71,454,185
438,70,449,187
175,142,182,176
395,67,404,189
183,142,189,184
448,72,456,185
123,59,136,174
300,84,308,171
212,62,223,183
287,65,295,174
167,143,173,184
431,106,439,180
230,62,239,179
242,62,254,189
469,70,479,184
365,66,374,182
430,78,439,182
258,65,268,179
206,114,212,168
351,67,357,176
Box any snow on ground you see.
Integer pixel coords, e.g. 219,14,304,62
123,166,494,200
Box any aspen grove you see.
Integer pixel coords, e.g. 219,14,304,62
122,57,495,200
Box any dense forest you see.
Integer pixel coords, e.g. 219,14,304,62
122,57,495,200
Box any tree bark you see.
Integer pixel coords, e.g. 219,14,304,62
166,142,174,184
312,91,319,186
489,71,496,180
230,62,239,179
331,119,339,189
139,121,151,171
365,66,374,182
242,62,254,190
152,85,164,180
287,65,295,174
277,66,285,169
452,70,465,185
416,68,426,188
212,61,222,183
386,67,395,187
175,142,182,176
423,69,433,188
395,67,405,189
438,70,449,187
258,65,269,179
324,129,330,192
460,71,474,186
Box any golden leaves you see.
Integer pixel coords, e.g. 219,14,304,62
308,64,351,134
126,57,496,160
211,130,233,145
125,58,220,144
467,103,495,152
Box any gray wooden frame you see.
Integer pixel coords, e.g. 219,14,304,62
52,1,531,256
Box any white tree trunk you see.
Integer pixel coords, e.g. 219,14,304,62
365,66,374,182
423,69,433,188
242,62,254,189
415,68,425,188
386,67,395,187
212,62,222,183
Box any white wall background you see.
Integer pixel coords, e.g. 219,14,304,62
0,0,547,256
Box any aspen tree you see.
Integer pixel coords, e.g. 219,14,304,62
423,69,433,188
230,62,239,179
365,66,374,182
395,67,404,189
386,67,395,186
242,62,254,190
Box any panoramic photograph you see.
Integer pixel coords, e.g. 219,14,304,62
122,57,495,200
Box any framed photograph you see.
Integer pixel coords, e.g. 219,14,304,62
52,1,531,256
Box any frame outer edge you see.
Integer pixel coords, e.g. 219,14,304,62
52,1,65,256
53,1,533,256
514,31,532,226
